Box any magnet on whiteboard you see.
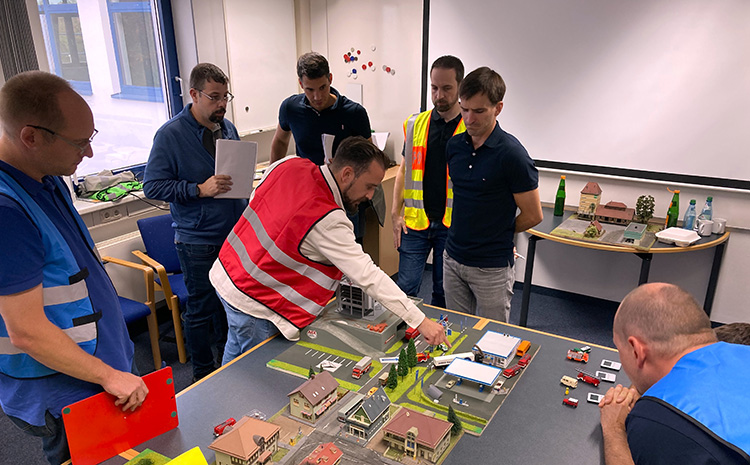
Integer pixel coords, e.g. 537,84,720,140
347,71,352,77
352,73,358,80
352,68,357,74
368,61,373,67
371,45,376,51
362,65,367,70
371,66,376,72
357,50,361,55
390,69,396,75
382,65,387,71
351,47,355,52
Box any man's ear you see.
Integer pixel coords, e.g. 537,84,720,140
629,336,649,369
18,126,42,149
328,73,333,86
188,88,200,104
339,165,355,184
494,101,504,116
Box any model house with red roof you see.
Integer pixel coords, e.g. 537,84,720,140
299,442,343,465
382,408,452,463
288,371,340,423
208,416,280,465
595,201,635,225
578,182,602,219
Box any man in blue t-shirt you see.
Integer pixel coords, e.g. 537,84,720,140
144,63,247,381
444,67,543,323
0,71,148,465
599,283,750,464
270,52,372,165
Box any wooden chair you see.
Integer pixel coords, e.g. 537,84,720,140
101,256,162,371
132,214,188,363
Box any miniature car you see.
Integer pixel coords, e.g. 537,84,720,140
567,349,589,363
214,417,236,437
577,371,601,387
518,352,532,368
367,386,379,396
405,327,420,340
416,352,430,363
562,397,579,408
445,379,456,389
572,345,591,353
516,340,531,357
560,375,578,388
502,364,522,379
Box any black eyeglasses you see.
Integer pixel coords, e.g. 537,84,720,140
27,125,98,155
198,90,234,103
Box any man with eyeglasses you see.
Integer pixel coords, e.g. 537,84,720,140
144,63,247,382
0,71,148,464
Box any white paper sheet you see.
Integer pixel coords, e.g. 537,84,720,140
371,132,389,151
321,133,335,164
214,139,258,199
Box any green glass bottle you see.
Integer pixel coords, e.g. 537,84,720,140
665,189,680,228
553,175,566,216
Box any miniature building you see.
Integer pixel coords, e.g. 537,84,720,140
473,331,521,369
623,222,647,241
382,408,452,464
288,371,340,423
577,182,602,219
337,276,375,318
209,416,280,465
300,442,343,465
584,220,604,238
342,387,391,440
595,201,635,225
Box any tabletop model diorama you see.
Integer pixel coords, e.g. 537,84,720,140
191,279,618,465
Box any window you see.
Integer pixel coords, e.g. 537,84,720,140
37,0,92,95
106,0,163,102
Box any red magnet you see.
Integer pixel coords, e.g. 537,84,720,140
368,61,373,67
386,67,391,72
357,50,361,55
362,64,367,70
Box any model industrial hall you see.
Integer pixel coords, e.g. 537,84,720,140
1,1,749,464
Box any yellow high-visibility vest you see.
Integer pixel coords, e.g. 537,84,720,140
402,110,465,230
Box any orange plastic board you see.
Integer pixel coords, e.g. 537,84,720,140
63,367,179,465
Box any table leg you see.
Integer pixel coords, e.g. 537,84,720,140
520,236,542,327
703,240,727,317
636,253,652,285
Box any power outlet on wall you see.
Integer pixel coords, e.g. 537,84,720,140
99,207,123,224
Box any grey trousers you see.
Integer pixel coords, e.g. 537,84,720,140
443,251,514,323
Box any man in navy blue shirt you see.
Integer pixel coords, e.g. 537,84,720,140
444,67,542,323
270,52,372,165
599,283,750,464
144,63,247,381
0,71,148,465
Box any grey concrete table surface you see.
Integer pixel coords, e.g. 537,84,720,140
108,306,626,465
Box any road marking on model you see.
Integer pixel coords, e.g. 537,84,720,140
304,349,312,355
318,352,326,358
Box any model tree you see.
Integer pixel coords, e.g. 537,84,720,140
447,405,463,435
407,338,417,368
635,194,655,223
387,364,398,390
398,348,408,378
308,366,316,378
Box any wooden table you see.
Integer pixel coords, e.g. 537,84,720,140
519,207,730,326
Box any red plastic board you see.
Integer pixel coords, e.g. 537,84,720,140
63,367,179,465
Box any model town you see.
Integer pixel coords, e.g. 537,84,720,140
186,279,619,465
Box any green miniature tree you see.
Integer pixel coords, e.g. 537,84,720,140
387,364,398,390
407,338,417,368
398,348,408,378
308,366,316,378
584,224,599,238
447,405,463,435
636,194,655,223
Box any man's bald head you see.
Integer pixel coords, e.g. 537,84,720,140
614,283,716,358
0,71,75,137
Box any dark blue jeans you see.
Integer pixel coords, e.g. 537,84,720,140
396,221,448,307
175,242,227,379
8,411,68,465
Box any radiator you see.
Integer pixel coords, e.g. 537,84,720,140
97,230,153,302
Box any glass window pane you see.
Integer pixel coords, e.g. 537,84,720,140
51,13,90,82
113,11,160,88
48,0,77,4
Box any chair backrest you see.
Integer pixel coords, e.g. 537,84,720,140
137,214,182,274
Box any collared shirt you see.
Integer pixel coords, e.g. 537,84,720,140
210,156,425,340
278,87,371,165
424,110,462,221
0,160,133,426
445,123,538,268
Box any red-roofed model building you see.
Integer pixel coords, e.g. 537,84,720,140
382,408,452,463
300,442,343,465
288,371,340,423
578,182,602,219
595,201,635,225
209,416,280,465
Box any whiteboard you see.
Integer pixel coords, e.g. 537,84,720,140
429,0,750,187
223,0,299,134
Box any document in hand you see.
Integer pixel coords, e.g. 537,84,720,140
215,139,258,199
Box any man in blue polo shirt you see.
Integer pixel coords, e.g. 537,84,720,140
0,71,148,465
270,52,372,165
144,63,247,381
444,67,542,323
599,283,750,464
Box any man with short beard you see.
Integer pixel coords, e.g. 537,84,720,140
144,63,247,382
209,137,450,362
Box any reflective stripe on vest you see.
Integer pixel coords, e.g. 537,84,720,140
402,110,465,230
218,158,344,330
643,342,750,459
0,171,99,378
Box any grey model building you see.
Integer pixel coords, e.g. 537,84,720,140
341,387,391,440
288,371,339,423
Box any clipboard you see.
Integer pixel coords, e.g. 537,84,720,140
62,367,179,465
